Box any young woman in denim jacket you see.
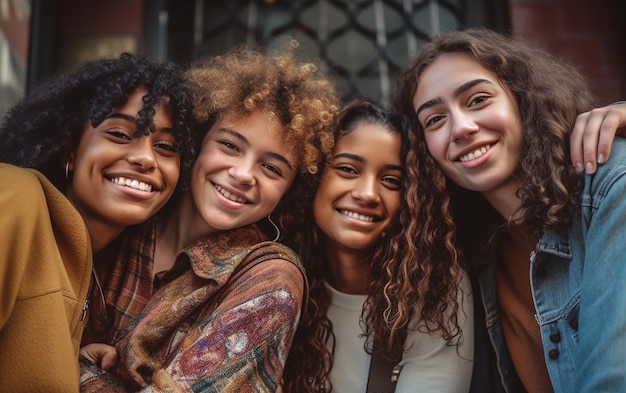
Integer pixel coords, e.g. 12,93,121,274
395,28,626,393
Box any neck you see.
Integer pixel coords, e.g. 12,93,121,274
159,192,216,253
324,242,372,295
84,220,123,253
483,177,524,220
153,193,217,275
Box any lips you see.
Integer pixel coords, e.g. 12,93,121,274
458,144,491,162
109,176,154,192
338,209,378,223
214,184,249,204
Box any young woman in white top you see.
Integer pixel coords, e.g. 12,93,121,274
282,99,474,393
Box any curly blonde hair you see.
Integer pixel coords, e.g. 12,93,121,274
187,45,337,176
186,45,339,242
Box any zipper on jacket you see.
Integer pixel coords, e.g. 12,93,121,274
81,299,90,321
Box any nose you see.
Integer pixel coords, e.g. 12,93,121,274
450,110,479,142
228,158,256,186
127,137,157,171
351,175,380,206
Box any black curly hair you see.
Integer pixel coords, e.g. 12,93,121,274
0,52,195,194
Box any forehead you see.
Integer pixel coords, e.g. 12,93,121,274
335,123,403,163
208,111,296,159
413,53,501,105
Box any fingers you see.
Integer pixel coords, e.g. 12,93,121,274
79,343,119,370
571,104,626,174
79,344,99,364
99,348,119,371
570,111,596,173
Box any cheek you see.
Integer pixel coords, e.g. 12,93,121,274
191,152,214,179
265,180,293,211
163,156,181,183
424,133,446,161
387,194,402,217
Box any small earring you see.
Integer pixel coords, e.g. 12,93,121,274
267,214,280,242
65,162,70,180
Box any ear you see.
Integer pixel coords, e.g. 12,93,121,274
66,152,76,171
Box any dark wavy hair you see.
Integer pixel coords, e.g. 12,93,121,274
281,99,464,392
0,52,195,195
394,28,596,266
185,44,339,245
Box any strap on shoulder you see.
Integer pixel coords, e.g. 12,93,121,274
366,326,409,393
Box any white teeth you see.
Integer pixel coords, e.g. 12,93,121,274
215,185,248,204
340,209,375,222
110,177,153,192
459,144,491,162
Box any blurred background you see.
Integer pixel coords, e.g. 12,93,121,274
1,0,625,116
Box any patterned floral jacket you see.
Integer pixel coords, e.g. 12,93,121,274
80,225,306,392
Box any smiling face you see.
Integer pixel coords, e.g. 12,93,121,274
190,110,297,234
313,123,403,253
67,86,180,236
413,53,523,202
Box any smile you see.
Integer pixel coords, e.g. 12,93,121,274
339,209,376,223
215,184,248,204
109,176,153,192
459,144,491,162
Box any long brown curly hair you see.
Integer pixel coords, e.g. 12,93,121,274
394,27,597,266
281,99,465,392
185,44,339,239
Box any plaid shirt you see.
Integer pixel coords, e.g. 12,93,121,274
82,220,158,347
81,224,306,392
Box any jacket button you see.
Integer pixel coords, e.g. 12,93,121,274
550,332,561,343
569,318,578,330
548,349,560,359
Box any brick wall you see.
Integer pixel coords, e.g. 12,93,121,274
509,0,626,104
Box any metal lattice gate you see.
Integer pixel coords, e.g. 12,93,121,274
164,0,503,104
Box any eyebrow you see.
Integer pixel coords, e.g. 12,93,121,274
104,113,175,134
333,152,404,172
218,128,294,169
415,78,494,117
104,113,136,123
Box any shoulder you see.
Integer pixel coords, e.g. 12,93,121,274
586,138,626,190
247,241,304,274
0,164,51,207
0,163,44,188
234,242,306,299
596,138,626,173
245,244,305,288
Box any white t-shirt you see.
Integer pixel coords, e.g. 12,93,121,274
325,273,474,393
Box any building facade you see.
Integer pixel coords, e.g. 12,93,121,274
1,0,624,115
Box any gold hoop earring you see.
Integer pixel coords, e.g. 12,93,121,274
65,162,70,180
267,214,280,242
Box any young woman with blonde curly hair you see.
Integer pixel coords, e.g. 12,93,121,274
281,99,474,393
395,27,626,392
79,45,339,392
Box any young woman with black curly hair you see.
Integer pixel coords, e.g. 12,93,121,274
0,52,194,392
78,45,339,392
396,28,626,392
281,99,474,393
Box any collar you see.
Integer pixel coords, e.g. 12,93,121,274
180,225,267,280
535,228,573,260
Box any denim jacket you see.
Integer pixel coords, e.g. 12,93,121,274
477,138,626,393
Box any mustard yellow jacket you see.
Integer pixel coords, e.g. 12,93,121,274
0,163,92,392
